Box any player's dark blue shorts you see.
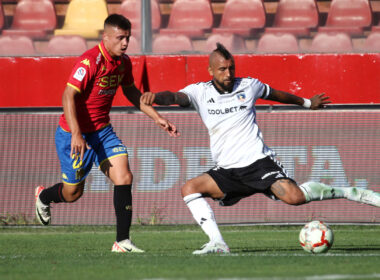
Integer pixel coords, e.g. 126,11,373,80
55,124,128,185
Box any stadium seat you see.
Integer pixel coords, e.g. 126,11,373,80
2,0,56,39
54,0,108,39
0,35,35,55
46,35,87,55
256,33,299,53
152,34,193,53
212,0,266,37
159,0,213,38
372,25,380,32
310,32,353,53
265,0,319,36
126,36,141,54
204,33,246,53
362,32,380,52
318,0,372,35
119,0,161,37
0,2,4,30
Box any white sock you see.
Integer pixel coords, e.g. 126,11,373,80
299,181,346,202
183,193,225,244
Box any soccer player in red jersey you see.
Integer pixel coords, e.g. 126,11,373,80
35,14,179,253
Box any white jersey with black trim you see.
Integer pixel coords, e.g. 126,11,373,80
180,77,275,169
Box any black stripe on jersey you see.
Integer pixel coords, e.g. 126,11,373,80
262,84,272,99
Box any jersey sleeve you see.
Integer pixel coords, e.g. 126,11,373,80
120,55,134,88
250,78,272,100
261,83,272,99
179,83,199,107
67,56,96,93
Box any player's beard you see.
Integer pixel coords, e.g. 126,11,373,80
215,78,234,93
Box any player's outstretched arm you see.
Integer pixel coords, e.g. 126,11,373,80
141,91,191,107
267,89,331,110
122,85,180,137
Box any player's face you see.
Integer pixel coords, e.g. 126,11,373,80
103,26,131,57
209,56,235,92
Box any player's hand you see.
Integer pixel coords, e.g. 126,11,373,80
70,132,91,161
156,118,180,138
140,92,156,106
310,93,331,110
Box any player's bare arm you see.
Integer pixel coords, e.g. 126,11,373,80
122,85,180,137
267,89,331,110
62,86,89,161
141,91,191,107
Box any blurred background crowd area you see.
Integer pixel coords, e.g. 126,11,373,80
0,0,380,56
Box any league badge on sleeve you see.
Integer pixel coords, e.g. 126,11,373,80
73,67,86,82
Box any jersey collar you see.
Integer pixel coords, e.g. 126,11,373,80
211,79,235,95
99,41,115,63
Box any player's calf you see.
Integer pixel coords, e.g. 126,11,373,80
299,181,345,202
270,179,306,205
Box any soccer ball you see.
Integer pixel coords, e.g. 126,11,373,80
299,220,334,254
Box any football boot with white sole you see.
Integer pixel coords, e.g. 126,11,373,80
345,187,380,207
35,186,51,225
111,239,145,253
192,241,230,255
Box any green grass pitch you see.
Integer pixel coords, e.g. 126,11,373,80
1,225,380,280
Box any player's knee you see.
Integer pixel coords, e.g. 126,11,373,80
113,171,133,185
62,183,84,202
181,182,193,197
181,181,200,198
63,189,83,202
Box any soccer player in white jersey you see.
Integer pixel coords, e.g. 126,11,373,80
141,43,380,255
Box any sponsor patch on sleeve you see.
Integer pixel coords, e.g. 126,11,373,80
73,67,86,82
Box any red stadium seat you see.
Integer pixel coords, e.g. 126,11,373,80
2,0,56,39
46,35,87,55
362,32,380,52
126,36,141,54
265,0,319,36
318,0,372,35
159,0,213,38
119,0,161,37
204,33,246,53
212,0,266,37
0,2,4,30
152,34,193,53
256,33,299,53
310,32,353,53
0,35,36,55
